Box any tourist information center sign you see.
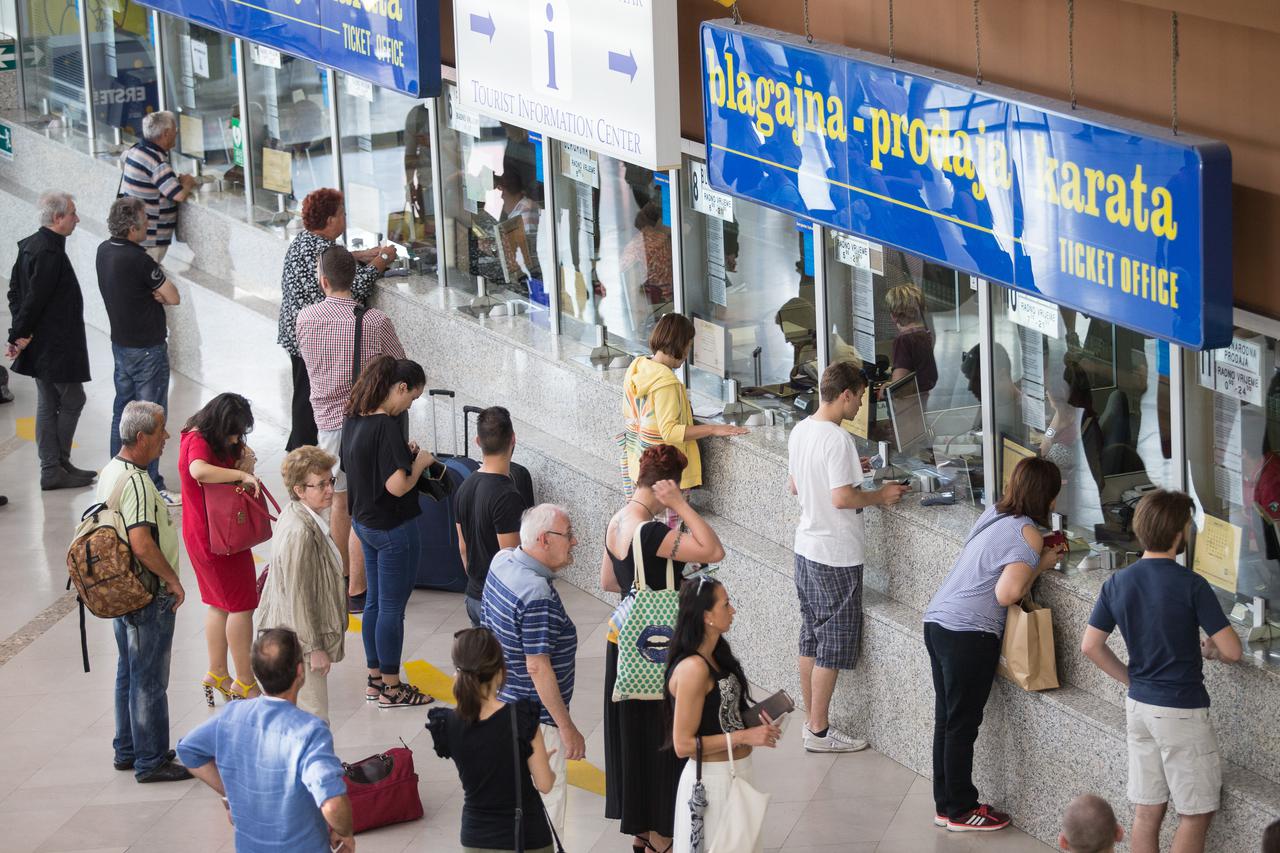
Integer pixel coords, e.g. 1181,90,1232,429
701,22,1232,349
136,0,440,97
454,0,680,170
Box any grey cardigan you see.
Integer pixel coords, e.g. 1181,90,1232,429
259,500,347,660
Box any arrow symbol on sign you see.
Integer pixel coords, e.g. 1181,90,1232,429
469,12,496,42
22,44,44,64
607,49,637,82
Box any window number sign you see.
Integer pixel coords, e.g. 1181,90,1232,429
561,143,600,189
1213,339,1263,406
690,161,734,222
834,232,884,273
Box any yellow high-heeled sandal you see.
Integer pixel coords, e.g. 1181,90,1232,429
202,672,234,707
230,678,261,700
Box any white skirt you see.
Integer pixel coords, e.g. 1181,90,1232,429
672,753,762,853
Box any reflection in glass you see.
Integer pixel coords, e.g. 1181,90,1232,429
162,21,242,199
19,0,87,135
337,75,435,274
993,291,1173,553
438,83,549,309
85,0,157,153
245,51,332,227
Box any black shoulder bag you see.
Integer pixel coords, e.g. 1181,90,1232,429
510,706,566,853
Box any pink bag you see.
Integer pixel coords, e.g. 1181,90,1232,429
204,483,280,556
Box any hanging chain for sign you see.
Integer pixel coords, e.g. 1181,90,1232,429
973,0,983,84
731,1,742,26
888,0,895,63
1170,12,1180,135
803,0,813,43
1067,0,1077,109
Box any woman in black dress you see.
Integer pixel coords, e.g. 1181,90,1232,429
600,444,726,853
427,628,557,853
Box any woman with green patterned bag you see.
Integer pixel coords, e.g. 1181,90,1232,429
601,445,727,853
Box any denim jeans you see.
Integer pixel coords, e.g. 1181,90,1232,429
113,590,177,777
465,594,484,628
110,343,170,490
353,519,420,674
34,379,85,475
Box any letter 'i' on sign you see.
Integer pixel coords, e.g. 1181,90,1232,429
544,3,557,90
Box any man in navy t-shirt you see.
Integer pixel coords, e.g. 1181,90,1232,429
1082,489,1241,853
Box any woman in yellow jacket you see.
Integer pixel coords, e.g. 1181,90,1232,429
621,314,747,522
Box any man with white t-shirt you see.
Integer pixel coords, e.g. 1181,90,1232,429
787,361,909,753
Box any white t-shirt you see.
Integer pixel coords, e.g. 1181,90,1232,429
788,417,865,566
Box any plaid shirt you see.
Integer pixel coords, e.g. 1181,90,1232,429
276,230,380,357
296,296,405,431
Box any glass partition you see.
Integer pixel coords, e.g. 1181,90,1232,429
245,48,332,227
336,74,435,274
18,0,87,135
161,20,243,200
437,82,549,311
1185,328,1280,621
554,145,670,351
992,288,1174,556
85,0,157,153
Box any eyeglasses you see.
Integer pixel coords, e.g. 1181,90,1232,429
302,477,337,490
545,529,574,541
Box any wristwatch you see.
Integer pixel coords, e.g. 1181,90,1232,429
1043,426,1057,438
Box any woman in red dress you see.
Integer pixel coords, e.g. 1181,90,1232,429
179,393,264,701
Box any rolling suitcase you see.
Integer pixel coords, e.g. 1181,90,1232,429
412,390,472,591
462,405,536,508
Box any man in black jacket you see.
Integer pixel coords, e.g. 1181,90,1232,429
6,191,95,490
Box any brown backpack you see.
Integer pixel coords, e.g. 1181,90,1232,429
66,470,159,671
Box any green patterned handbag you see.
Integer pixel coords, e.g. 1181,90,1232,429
612,523,679,702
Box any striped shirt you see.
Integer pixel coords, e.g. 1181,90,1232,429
482,548,578,726
119,141,182,247
296,296,405,431
923,506,1039,635
96,457,180,579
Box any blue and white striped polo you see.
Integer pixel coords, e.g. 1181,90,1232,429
120,140,182,247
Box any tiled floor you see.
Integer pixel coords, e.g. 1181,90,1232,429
0,319,1051,852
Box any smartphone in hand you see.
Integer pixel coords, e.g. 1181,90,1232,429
743,689,796,728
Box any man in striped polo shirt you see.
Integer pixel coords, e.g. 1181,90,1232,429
482,504,582,836
120,111,195,263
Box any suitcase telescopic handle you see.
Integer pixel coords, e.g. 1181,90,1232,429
462,406,484,459
428,389,455,398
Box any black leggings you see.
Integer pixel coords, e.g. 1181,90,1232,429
286,354,318,451
924,621,1001,818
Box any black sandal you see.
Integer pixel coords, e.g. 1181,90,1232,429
378,682,434,709
365,674,385,702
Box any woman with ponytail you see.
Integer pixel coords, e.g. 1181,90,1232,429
341,355,435,708
427,628,556,853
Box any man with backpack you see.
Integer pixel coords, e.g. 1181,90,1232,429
96,400,190,783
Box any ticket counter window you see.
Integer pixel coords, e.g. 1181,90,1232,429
825,237,982,497
680,157,816,429
162,22,242,201
992,290,1174,558
438,83,549,310
85,0,157,153
336,75,434,274
245,50,331,228
553,145,669,353
1184,329,1280,626
19,0,87,136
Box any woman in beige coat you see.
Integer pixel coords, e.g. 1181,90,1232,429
258,446,348,723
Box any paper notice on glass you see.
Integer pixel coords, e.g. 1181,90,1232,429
1021,389,1047,432
190,38,209,78
692,316,729,379
1214,466,1245,509
706,218,727,307
260,147,293,195
251,44,281,69
1194,514,1241,592
575,181,594,226
345,182,380,235
1007,290,1062,339
1213,394,1243,463
178,112,204,159
689,161,734,222
561,143,599,188
344,75,374,102
448,88,481,138
834,232,884,272
1214,337,1264,406
1019,325,1045,385
464,167,489,203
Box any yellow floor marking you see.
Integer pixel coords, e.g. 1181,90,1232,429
402,658,607,795
348,614,361,633
16,416,78,446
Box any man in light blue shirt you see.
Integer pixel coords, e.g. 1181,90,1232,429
178,628,354,852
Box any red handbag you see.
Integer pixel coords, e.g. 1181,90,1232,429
203,482,280,556
343,745,424,833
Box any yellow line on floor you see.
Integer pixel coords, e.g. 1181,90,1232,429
16,416,77,446
402,658,607,796
348,614,361,633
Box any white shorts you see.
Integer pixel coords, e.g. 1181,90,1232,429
316,428,347,492
1126,698,1221,815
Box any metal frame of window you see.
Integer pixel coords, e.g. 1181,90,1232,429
667,163,687,384
540,133,562,333
152,11,166,112
12,0,26,110
426,95,448,284
76,0,96,149
325,68,342,194
233,37,254,215
812,222,830,372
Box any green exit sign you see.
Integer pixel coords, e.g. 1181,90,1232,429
0,123,13,161
0,41,14,72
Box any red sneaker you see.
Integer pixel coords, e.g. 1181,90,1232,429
947,804,1011,832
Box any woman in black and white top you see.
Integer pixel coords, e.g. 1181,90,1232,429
665,577,781,853
428,628,557,853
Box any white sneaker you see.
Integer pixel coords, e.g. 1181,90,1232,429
159,489,182,508
804,725,869,753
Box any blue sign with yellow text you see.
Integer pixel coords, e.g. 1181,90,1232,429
701,22,1231,350
136,0,440,97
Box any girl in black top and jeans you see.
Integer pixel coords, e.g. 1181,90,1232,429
341,355,435,708
665,577,781,853
428,628,557,853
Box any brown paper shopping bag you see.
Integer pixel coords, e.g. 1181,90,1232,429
997,597,1060,691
